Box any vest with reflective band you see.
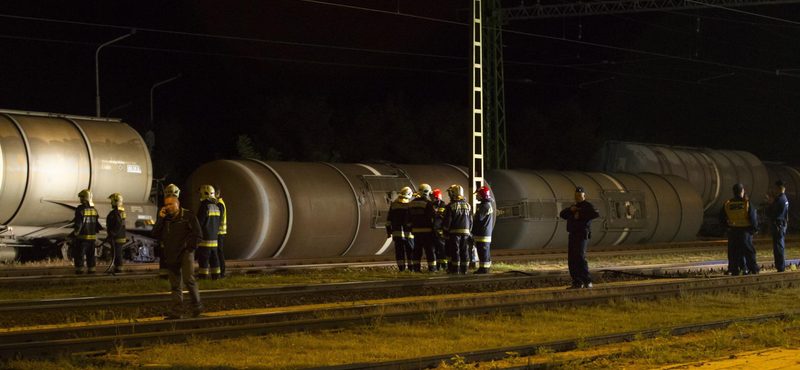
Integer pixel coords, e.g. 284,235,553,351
76,205,100,240
217,198,227,235
725,200,751,227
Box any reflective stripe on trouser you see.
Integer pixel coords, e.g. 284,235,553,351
728,228,759,275
199,239,218,247
568,232,591,286
476,241,491,268
773,226,787,272
393,239,414,272
217,234,226,276
434,234,447,264
168,250,202,316
197,246,220,276
71,240,96,270
110,240,124,268
446,235,470,274
412,232,437,271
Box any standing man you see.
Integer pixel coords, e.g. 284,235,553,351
153,194,203,319
72,189,103,275
409,184,437,272
216,187,228,279
473,186,494,274
430,188,448,272
767,180,789,272
386,187,415,272
559,187,599,289
157,184,182,279
719,183,759,275
442,184,472,275
196,185,222,280
106,193,127,274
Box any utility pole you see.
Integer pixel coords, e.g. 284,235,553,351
150,74,182,123
470,0,485,211
96,29,136,117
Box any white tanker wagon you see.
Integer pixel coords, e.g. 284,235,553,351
0,109,159,262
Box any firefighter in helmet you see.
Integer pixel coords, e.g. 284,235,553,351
386,186,415,272
472,186,494,274
106,193,127,273
442,184,472,274
719,183,759,275
71,189,104,274
409,184,437,272
158,183,182,279
430,188,448,272
196,185,222,279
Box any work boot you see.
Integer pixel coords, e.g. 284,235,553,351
474,268,488,274
191,309,203,318
211,274,220,280
75,269,84,275
87,270,96,275
113,267,123,274
459,265,469,275
397,264,406,272
583,283,594,289
567,282,582,290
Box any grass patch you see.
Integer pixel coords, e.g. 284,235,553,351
7,287,800,369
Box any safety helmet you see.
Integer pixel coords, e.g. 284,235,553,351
431,188,443,201
398,186,413,199
198,185,216,201
108,193,123,207
418,184,432,198
475,186,492,201
164,184,180,198
78,189,93,206
447,184,464,200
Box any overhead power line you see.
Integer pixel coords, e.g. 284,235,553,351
685,0,800,25
294,0,469,26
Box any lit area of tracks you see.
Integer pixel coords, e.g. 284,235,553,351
0,238,793,284
1,269,798,360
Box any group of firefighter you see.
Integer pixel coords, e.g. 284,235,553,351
385,183,494,275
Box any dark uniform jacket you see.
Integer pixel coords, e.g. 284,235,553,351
768,193,789,224
719,196,758,232
152,208,202,269
385,198,413,240
197,199,221,247
559,200,600,234
443,198,472,236
73,204,103,240
106,207,127,243
472,198,494,242
432,199,447,237
408,196,436,233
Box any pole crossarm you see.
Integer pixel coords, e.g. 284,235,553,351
500,0,800,20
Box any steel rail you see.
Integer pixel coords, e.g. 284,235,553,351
0,259,796,314
0,271,798,359
0,238,792,283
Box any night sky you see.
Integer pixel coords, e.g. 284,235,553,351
1,1,799,185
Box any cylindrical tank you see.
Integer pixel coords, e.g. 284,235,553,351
487,170,703,249
764,162,800,227
590,142,768,216
188,160,469,259
0,110,153,229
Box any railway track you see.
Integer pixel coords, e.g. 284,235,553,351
3,258,795,315
0,238,792,284
1,270,798,359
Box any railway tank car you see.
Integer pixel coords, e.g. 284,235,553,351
189,160,703,259
0,110,157,261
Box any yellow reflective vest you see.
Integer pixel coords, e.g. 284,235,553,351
725,199,751,227
217,198,227,235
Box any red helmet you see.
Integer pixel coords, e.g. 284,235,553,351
476,186,492,200
431,188,443,201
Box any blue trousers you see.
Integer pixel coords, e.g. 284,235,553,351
728,228,759,275
393,238,415,271
71,239,97,273
476,241,491,268
446,234,470,274
772,225,787,272
568,232,591,286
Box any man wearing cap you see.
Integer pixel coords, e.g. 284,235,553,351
767,180,789,272
719,183,759,275
559,187,600,289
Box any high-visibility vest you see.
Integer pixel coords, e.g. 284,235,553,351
218,198,227,235
725,200,751,227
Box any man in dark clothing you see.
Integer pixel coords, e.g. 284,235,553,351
157,183,181,279
442,184,472,275
409,184,437,272
72,189,104,275
196,185,222,280
106,193,127,273
719,183,759,275
430,188,448,272
767,180,789,272
559,187,600,289
473,186,494,274
386,187,415,272
153,195,203,319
